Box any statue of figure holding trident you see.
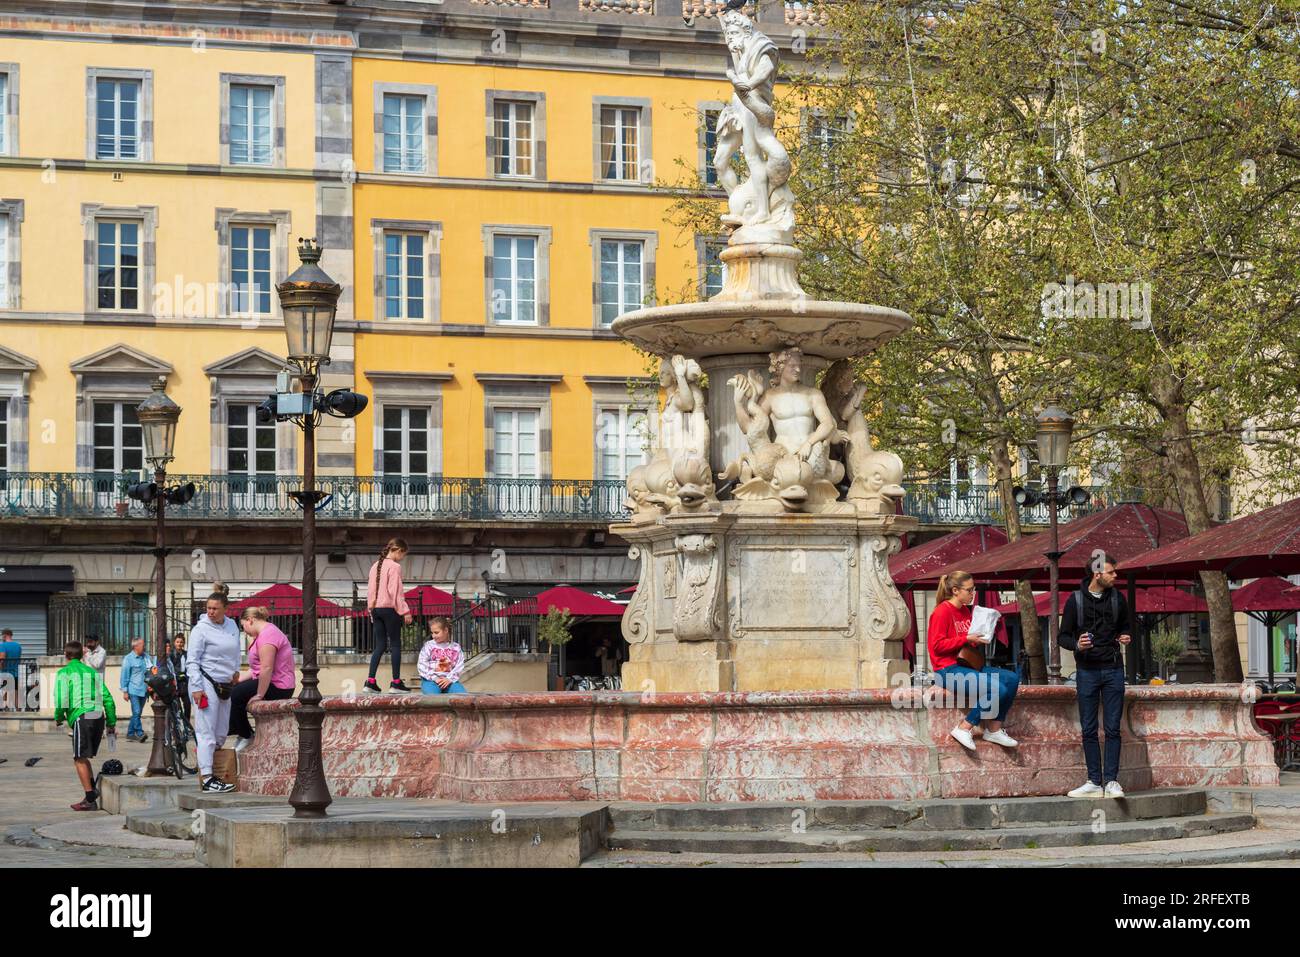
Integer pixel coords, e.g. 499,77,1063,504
714,1,796,244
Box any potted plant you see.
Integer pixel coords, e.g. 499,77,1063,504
538,606,574,690
1149,624,1186,683
114,477,131,518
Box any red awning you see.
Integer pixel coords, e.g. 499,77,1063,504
226,583,358,618
890,525,1009,585
404,585,457,613
501,586,626,618
1118,496,1300,579
992,585,1206,617
929,503,1189,584
1231,576,1300,613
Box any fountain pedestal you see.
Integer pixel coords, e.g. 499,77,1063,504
616,505,918,692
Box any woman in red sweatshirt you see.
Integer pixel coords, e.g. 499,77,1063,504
928,570,1021,752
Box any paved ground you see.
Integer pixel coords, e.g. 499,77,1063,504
0,731,198,868
3,731,1299,868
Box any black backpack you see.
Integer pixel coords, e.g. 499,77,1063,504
1073,587,1123,665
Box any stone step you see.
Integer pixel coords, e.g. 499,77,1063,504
605,811,1257,854
124,808,198,842
584,833,1300,868
177,790,292,812
608,789,1207,832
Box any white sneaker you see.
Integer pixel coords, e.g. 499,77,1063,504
1104,780,1125,798
950,726,977,751
1068,781,1105,798
233,736,252,754
983,729,1019,748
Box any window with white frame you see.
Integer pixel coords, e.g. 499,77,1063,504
702,241,726,298
229,225,272,316
382,94,426,173
92,402,143,472
383,232,425,320
229,84,274,166
492,235,537,325
226,404,277,475
95,78,141,160
95,220,140,311
599,106,640,182
0,402,7,471
493,408,539,479
598,240,644,326
702,109,720,186
493,100,535,178
0,73,8,154
0,212,7,307
597,405,648,480
807,113,849,155
381,406,429,476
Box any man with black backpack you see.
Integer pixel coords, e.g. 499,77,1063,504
1059,553,1133,799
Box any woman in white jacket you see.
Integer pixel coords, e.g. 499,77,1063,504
186,586,242,792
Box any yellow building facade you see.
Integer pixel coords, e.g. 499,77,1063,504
0,0,821,668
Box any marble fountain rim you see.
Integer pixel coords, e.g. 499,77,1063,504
611,299,914,360
248,683,1257,716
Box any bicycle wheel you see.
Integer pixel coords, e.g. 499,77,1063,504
170,705,197,776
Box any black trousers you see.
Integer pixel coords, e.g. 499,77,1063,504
177,676,191,724
368,608,404,680
229,678,294,739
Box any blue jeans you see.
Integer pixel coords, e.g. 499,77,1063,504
934,664,1019,725
127,694,146,737
421,679,466,695
1076,666,1125,785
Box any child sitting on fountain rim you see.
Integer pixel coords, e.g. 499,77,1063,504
418,616,467,695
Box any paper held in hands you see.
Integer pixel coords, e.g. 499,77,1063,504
969,605,1001,644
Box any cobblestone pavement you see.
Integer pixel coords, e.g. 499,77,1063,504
0,732,198,868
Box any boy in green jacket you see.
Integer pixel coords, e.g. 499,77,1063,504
53,640,117,811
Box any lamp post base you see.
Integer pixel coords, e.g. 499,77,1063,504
145,697,172,776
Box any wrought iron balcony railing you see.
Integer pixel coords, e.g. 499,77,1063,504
0,472,1135,527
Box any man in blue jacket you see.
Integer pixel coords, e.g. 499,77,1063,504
119,637,154,742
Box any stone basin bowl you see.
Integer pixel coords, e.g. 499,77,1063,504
611,299,914,361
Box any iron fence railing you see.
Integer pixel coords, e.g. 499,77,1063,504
901,483,1142,526
2,472,1136,527
0,473,627,523
46,591,541,659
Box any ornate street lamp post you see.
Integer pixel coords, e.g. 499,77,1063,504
134,377,183,776
1035,403,1074,686
1011,404,1086,685
277,238,342,819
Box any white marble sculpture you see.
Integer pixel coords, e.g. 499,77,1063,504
820,359,906,515
626,355,717,516
721,346,844,509
715,5,796,245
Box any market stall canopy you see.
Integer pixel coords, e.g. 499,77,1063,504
890,525,1009,585
1118,496,1300,579
928,503,1189,584
226,583,358,618
991,585,1206,617
1231,576,1300,613
500,586,626,618
404,585,457,614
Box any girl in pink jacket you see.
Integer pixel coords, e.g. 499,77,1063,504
365,538,413,693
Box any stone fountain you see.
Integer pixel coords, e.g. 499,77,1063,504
611,6,918,693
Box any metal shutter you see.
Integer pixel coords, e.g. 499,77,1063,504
2,605,48,657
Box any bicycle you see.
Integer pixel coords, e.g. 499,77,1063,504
145,660,197,779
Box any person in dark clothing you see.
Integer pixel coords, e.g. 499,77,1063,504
1058,553,1133,799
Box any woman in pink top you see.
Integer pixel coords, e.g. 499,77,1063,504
230,606,297,753
365,537,414,693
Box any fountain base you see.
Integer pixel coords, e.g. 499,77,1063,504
616,504,917,693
